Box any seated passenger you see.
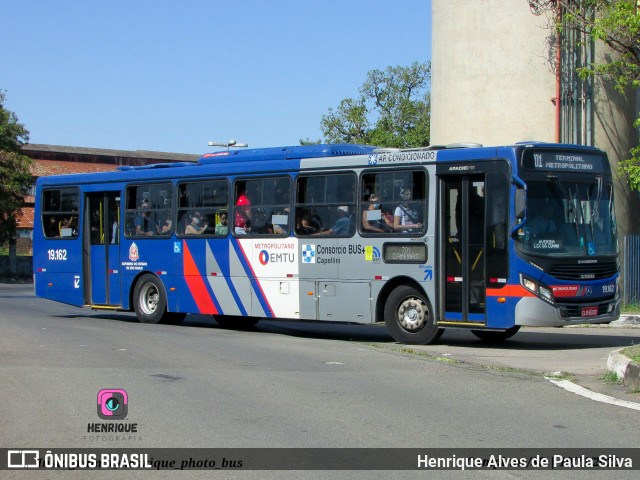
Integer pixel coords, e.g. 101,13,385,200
296,212,318,235
394,189,422,231
184,211,209,235
135,200,158,236
315,206,351,235
362,195,393,233
215,212,229,235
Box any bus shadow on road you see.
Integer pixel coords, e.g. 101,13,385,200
53,310,640,349
54,313,140,323
436,328,640,351
183,314,397,343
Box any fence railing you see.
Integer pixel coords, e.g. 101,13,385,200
624,235,640,305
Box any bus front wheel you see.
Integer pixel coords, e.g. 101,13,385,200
133,274,184,325
384,286,442,345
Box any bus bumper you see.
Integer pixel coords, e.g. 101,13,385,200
514,297,620,327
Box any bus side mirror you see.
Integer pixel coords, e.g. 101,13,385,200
515,189,525,219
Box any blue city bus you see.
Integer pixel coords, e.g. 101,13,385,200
33,142,620,344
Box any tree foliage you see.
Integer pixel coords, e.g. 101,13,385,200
531,0,640,189
0,90,32,244
320,62,431,148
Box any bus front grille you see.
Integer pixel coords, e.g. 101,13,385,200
549,262,617,280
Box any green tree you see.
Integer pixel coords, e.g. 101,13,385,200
298,137,322,146
0,90,32,245
531,0,640,188
320,62,431,148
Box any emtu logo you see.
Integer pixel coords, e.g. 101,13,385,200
97,389,128,420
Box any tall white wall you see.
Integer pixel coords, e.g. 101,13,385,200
431,0,556,145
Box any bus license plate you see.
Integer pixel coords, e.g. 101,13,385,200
581,306,598,317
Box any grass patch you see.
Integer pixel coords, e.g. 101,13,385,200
544,371,577,382
395,346,460,364
621,345,640,363
601,371,622,384
621,302,640,314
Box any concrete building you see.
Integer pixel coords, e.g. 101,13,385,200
431,0,640,266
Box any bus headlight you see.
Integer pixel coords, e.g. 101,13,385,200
522,277,537,293
538,285,553,303
520,274,554,304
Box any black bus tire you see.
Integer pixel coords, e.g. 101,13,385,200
133,274,169,324
384,285,442,344
471,326,520,342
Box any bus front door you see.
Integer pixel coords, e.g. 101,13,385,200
439,174,486,325
84,192,121,306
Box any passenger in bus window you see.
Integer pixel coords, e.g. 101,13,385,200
315,206,351,235
394,188,422,231
185,211,208,235
295,209,319,235
135,200,157,236
61,216,77,237
159,218,172,235
272,207,289,235
234,186,252,234
45,215,59,238
215,212,229,235
111,219,119,243
362,195,393,233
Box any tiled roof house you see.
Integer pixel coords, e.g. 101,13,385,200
15,144,199,253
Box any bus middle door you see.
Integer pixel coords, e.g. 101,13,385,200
84,192,121,306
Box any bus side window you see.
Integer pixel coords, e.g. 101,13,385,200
295,174,355,237
360,171,426,235
41,188,79,239
177,179,229,237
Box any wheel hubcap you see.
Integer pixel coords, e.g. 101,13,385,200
140,284,159,315
397,296,427,332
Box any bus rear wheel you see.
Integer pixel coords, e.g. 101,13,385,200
471,326,520,342
384,285,442,344
133,274,184,325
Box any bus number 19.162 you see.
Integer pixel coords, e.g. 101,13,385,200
47,249,67,261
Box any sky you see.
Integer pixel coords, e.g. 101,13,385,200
2,0,431,154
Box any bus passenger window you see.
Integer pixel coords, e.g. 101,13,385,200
295,173,355,237
360,171,426,235
41,188,79,239
125,183,173,238
177,179,228,237
233,177,290,236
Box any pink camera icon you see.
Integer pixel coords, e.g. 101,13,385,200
97,388,128,420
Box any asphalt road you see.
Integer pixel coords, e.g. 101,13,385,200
1,283,639,479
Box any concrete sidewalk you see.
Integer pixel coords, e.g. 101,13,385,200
397,315,640,404
606,315,640,391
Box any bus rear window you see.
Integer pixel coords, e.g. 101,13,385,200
41,188,79,239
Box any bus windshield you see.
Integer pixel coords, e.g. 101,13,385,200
515,177,618,257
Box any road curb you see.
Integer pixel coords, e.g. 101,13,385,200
607,349,640,390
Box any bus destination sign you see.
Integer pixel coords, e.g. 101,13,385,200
383,243,427,263
523,151,607,173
